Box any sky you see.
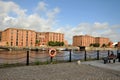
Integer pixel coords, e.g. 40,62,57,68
0,0,120,44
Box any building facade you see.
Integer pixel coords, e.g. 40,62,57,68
36,32,64,46
73,35,95,46
0,28,66,47
73,35,111,47
36,32,47,46
1,28,36,47
95,37,110,47
0,31,2,42
117,42,120,47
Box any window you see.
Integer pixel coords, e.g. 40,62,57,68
16,42,18,46
11,42,13,46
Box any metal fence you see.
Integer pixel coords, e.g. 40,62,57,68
0,50,120,67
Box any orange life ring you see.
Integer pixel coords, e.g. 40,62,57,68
49,48,56,57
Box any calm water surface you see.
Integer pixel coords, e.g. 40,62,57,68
0,50,118,64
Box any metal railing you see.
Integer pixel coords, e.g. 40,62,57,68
0,50,120,67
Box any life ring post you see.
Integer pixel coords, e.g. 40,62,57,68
49,48,57,63
50,56,53,62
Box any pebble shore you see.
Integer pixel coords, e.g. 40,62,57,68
0,62,120,80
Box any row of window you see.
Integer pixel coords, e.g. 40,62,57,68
10,42,34,46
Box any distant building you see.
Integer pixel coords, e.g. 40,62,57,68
73,35,94,46
1,28,36,47
64,40,68,46
73,35,111,47
117,42,120,47
36,32,64,46
36,32,46,46
0,30,2,42
0,28,67,47
95,37,110,47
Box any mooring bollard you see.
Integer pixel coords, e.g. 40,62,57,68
84,50,87,61
26,50,29,66
69,49,72,62
77,60,81,65
97,50,99,60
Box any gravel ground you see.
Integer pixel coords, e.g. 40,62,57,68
0,62,120,80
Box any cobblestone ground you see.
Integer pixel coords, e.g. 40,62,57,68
0,63,120,80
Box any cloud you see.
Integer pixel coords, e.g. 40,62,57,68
101,28,120,42
0,1,26,17
54,22,120,44
36,1,47,12
0,1,60,32
0,1,120,44
93,22,109,30
47,7,60,19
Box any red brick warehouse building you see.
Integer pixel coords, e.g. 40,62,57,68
73,35,112,47
36,32,65,46
0,28,67,47
0,28,36,47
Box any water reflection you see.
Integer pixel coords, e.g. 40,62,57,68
0,50,118,64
